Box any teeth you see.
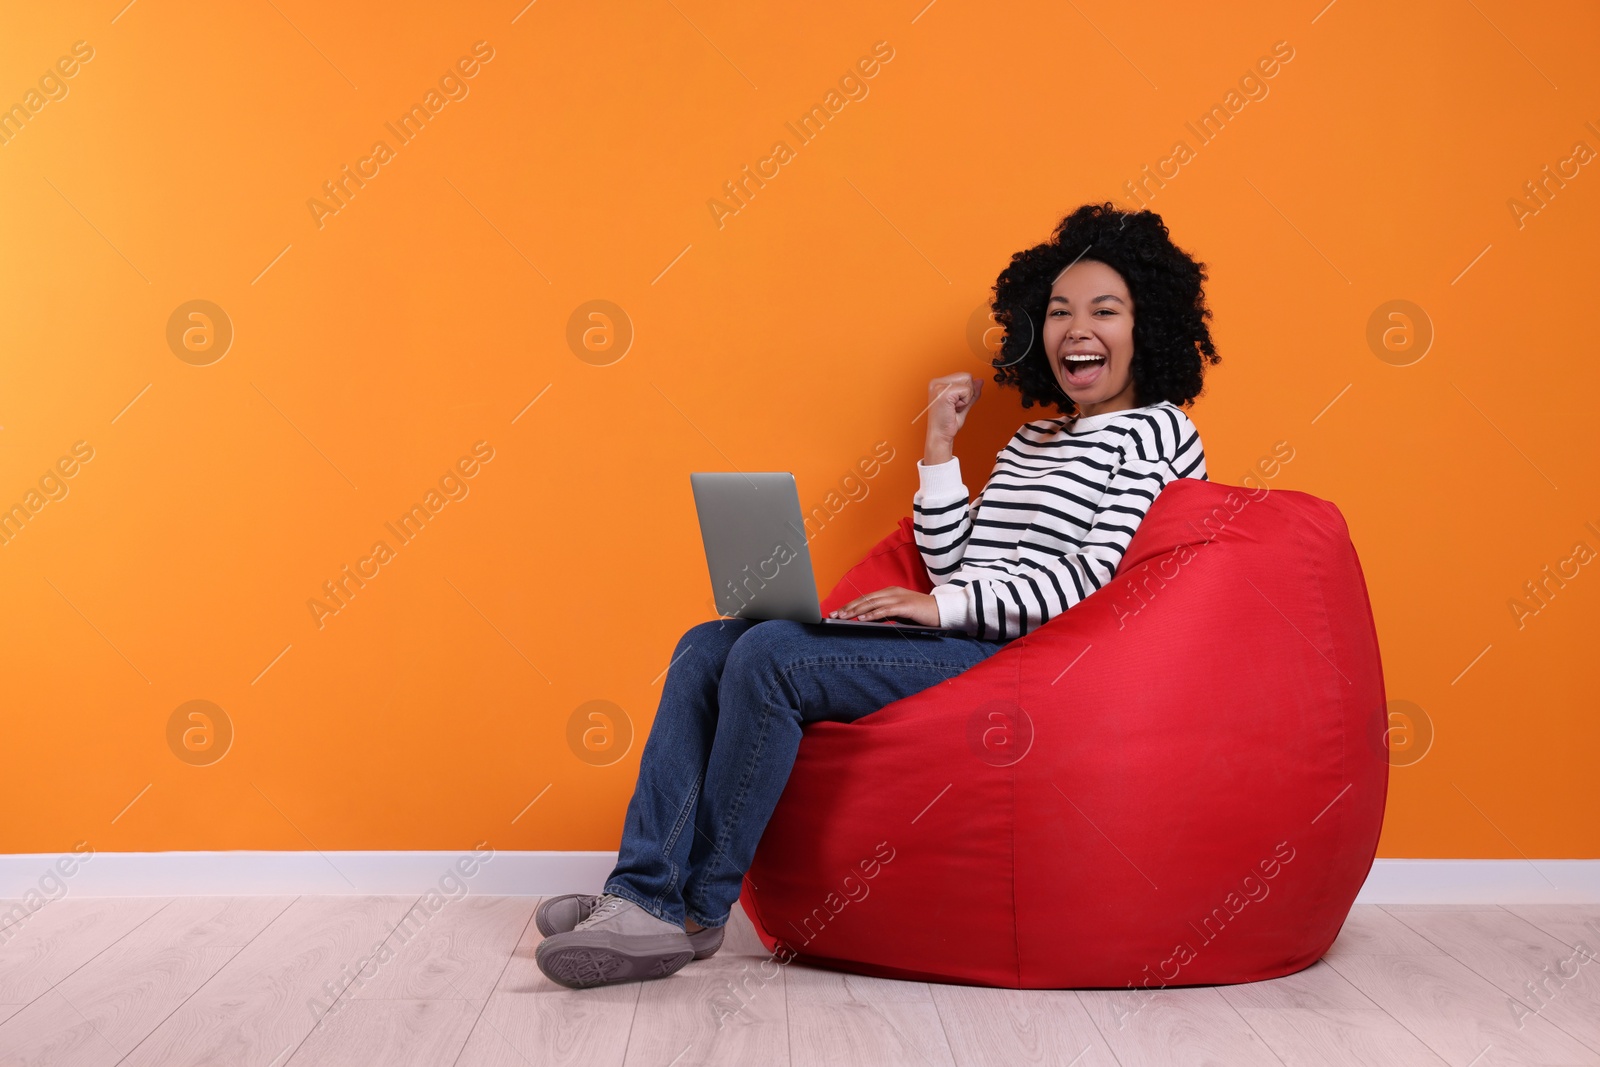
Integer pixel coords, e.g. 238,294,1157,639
1066,355,1104,362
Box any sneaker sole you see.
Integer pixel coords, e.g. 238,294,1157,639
536,932,694,989
688,924,724,960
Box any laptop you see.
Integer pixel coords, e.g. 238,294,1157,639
690,471,949,635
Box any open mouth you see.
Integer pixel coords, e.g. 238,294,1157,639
1062,354,1106,387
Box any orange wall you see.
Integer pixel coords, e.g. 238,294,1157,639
2,1,1595,859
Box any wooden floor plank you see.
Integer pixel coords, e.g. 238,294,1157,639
1505,905,1600,956
784,965,933,1006
1,898,1595,1066
0,989,146,1066
623,921,789,1067
930,984,1116,1066
452,903,642,1067
1322,904,1444,957
114,896,418,1067
785,966,955,1067
285,1000,479,1066
1383,906,1600,1055
1075,986,1285,1066
0,897,169,1004
1377,903,1510,911
1217,959,1377,1012
1324,951,1599,1065
0,897,291,1066
1232,1007,1452,1066
346,895,534,1003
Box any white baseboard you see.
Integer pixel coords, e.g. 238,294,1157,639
1,854,1597,902
1352,860,1600,904
0,850,618,899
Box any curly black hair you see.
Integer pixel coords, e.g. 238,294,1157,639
989,202,1218,416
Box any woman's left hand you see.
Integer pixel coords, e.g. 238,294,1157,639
828,587,942,627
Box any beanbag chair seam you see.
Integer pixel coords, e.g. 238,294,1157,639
1286,493,1348,933
1293,489,1387,938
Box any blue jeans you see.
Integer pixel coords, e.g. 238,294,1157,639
603,617,1009,930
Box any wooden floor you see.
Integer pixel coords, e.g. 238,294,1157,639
0,898,1597,1066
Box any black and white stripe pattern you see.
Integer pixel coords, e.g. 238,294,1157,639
913,400,1207,641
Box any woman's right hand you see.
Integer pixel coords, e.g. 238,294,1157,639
924,372,982,462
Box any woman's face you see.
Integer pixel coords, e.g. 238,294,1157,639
1041,258,1138,418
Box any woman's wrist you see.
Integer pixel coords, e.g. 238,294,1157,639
923,434,955,466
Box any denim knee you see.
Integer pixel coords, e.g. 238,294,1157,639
722,619,805,689
667,618,750,676
678,618,724,653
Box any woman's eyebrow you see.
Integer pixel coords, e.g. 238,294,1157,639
1048,294,1126,305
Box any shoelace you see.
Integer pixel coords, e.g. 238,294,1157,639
576,895,624,928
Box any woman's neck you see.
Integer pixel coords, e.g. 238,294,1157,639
1070,399,1152,423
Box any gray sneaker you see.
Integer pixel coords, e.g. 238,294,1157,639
535,894,695,989
535,893,725,959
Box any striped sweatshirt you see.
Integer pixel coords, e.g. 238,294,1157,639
914,400,1207,641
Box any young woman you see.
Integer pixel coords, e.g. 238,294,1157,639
534,202,1219,989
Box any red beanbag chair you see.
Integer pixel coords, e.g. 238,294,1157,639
738,477,1388,988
